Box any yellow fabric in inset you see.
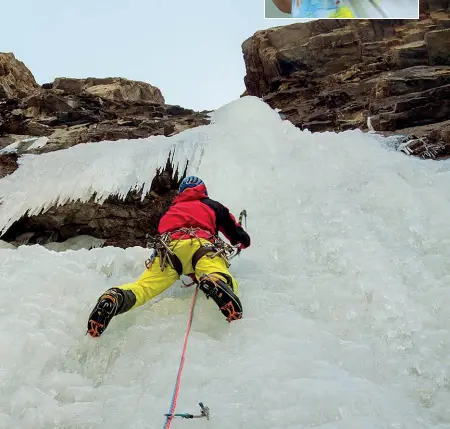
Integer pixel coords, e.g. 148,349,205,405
119,238,238,309
328,6,354,18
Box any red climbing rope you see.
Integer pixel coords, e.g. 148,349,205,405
162,286,200,429
161,209,246,427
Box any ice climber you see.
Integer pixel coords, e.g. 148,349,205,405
87,176,251,337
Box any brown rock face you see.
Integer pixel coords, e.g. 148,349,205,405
0,90,209,155
242,2,450,159
0,56,210,162
0,53,40,99
0,153,19,179
425,29,450,65
50,77,165,104
242,20,404,98
0,54,208,249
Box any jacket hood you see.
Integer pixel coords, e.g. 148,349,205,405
173,183,208,203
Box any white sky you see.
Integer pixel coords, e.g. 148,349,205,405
0,0,309,110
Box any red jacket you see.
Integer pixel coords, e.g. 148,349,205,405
158,184,250,248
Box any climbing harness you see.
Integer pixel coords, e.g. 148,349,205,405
145,232,183,275
183,209,247,287
161,286,210,428
145,208,248,285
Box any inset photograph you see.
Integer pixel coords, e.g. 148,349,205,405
265,0,420,19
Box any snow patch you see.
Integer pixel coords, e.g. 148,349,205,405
0,141,21,154
28,137,49,150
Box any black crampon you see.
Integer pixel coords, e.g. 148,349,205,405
87,289,123,337
198,274,243,322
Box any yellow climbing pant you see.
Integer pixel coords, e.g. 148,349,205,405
118,238,238,310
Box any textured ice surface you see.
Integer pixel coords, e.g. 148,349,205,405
43,235,106,252
0,239,16,249
1,96,450,428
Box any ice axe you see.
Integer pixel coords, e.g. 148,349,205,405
232,209,248,259
238,209,247,228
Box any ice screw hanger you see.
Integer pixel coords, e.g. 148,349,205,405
164,402,210,420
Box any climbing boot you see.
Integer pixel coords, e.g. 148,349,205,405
87,288,124,337
198,274,243,322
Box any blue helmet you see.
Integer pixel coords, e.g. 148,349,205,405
178,176,207,194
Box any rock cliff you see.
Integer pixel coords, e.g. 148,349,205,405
0,53,39,99
0,53,209,178
242,1,450,159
